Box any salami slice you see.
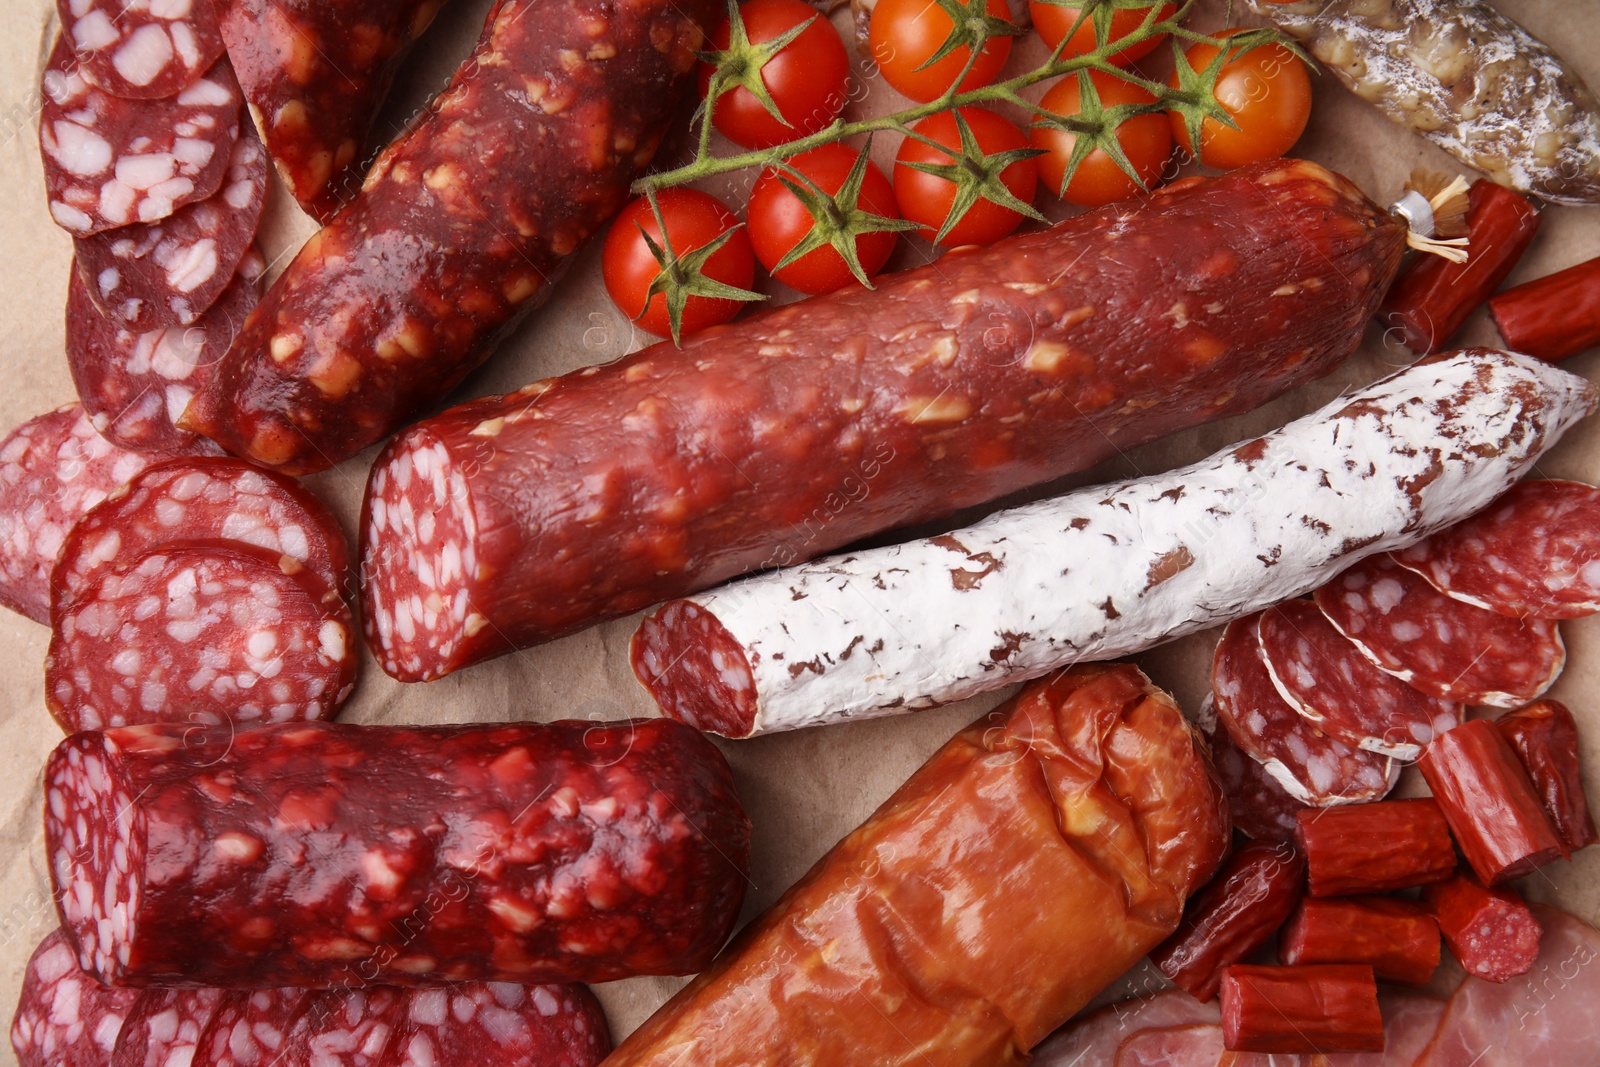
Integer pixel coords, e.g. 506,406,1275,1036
1315,554,1564,708
45,540,357,732
1395,479,1600,619
1199,697,1309,842
1256,600,1462,761
387,984,610,1067
10,929,139,1067
193,989,311,1067
67,252,260,456
1212,614,1399,806
280,987,407,1067
40,37,241,235
74,124,268,332
110,988,226,1067
57,0,226,100
0,405,151,623
53,457,353,615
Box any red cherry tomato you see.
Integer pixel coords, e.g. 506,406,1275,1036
869,0,1013,103
697,0,850,150
1169,31,1312,170
602,189,756,340
748,143,902,295
1032,70,1172,207
1029,1,1176,66
894,106,1038,247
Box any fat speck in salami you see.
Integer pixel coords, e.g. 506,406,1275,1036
1396,479,1600,618
45,541,356,732
0,404,150,623
1314,553,1564,707
10,929,139,1067
74,125,268,332
40,35,241,235
1257,600,1461,760
111,988,225,1067
386,984,610,1067
46,717,750,987
57,0,225,99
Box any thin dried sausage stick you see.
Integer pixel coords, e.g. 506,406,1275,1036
9,929,139,1067
1278,897,1441,985
633,349,1596,737
1296,800,1456,897
1219,964,1384,1054
1422,874,1542,983
180,0,718,473
46,717,750,987
1495,699,1599,852
1489,254,1600,363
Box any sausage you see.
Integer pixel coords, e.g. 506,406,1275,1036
111,988,227,1067
1313,553,1565,708
1244,0,1600,204
192,989,310,1067
45,717,750,987
1416,717,1566,883
1495,700,1599,853
1199,697,1309,841
1489,254,1600,362
354,157,1407,679
54,0,225,99
279,987,409,1067
384,983,610,1067
178,0,718,474
1148,841,1306,1001
632,348,1597,737
1422,874,1542,983
219,0,451,220
603,664,1229,1066
1278,896,1441,985
1295,800,1457,897
9,929,139,1067
1219,964,1384,1054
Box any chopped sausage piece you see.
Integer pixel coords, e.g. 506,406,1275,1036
1495,700,1599,853
1201,698,1309,841
192,989,311,1067
110,989,227,1067
1279,896,1441,985
55,0,226,99
1296,800,1456,897
385,984,610,1067
1422,874,1542,984
1490,254,1600,363
279,987,408,1067
10,929,139,1067
1219,964,1384,1054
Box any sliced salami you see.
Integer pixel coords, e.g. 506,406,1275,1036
1315,554,1564,708
280,987,407,1067
1396,479,1600,620
193,989,311,1067
66,251,260,456
110,988,226,1067
1212,614,1399,806
387,984,609,1067
57,0,226,100
40,36,241,235
74,124,268,331
1200,697,1309,842
0,404,151,622
53,457,353,614
1256,600,1463,761
10,929,139,1067
45,540,357,732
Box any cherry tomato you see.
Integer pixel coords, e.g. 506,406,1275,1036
869,0,1013,103
1169,31,1312,170
894,107,1039,247
602,189,757,340
748,143,902,295
1032,70,1172,207
697,0,850,150
1029,1,1176,66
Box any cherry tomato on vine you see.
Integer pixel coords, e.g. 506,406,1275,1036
1029,1,1176,66
1031,70,1171,207
602,189,758,341
748,143,904,295
894,107,1039,247
869,0,1014,104
1169,30,1312,170
697,0,850,150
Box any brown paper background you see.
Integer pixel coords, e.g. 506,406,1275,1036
2,0,1599,1057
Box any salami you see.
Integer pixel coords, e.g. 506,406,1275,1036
40,37,242,235
10,929,139,1067
1395,479,1600,619
67,253,260,456
1256,600,1462,761
1212,616,1398,806
53,457,353,614
279,987,408,1067
220,0,452,220
355,159,1409,680
1496,700,1599,853
180,0,721,475
1315,554,1564,708
630,350,1595,737
1031,992,1221,1067
45,541,357,732
386,984,610,1067
74,125,269,332
57,0,225,99
46,717,750,987
1201,699,1308,841
193,989,310,1067
0,405,151,623
111,988,226,1067
1422,875,1541,984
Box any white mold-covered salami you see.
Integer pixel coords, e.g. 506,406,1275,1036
40,36,241,235
57,0,226,100
631,349,1597,738
9,929,139,1067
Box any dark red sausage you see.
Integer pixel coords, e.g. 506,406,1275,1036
179,0,717,473
359,158,1408,681
9,929,139,1067
46,717,749,987
1278,896,1440,985
1489,254,1600,362
1495,699,1599,853
1422,873,1543,983
1219,964,1383,1054
385,983,610,1067
1295,800,1456,897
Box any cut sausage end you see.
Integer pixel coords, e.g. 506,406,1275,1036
632,600,758,738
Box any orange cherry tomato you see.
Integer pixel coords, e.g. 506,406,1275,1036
1028,1,1177,66
870,0,1014,103
1032,70,1172,207
1169,30,1312,170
